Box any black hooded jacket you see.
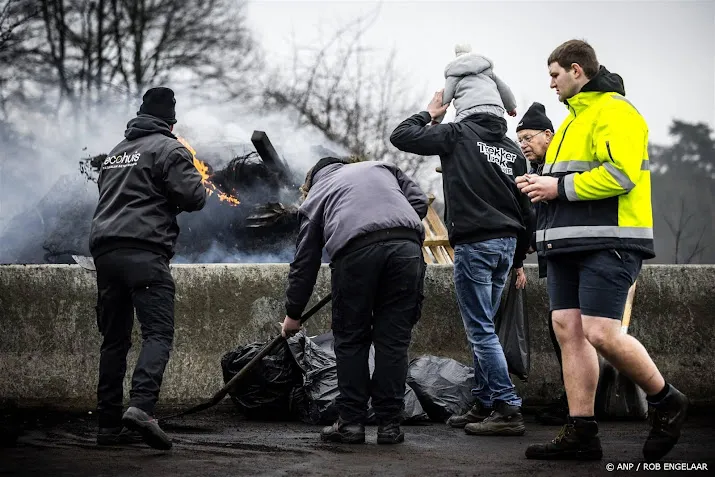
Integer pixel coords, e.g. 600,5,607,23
390,112,532,268
89,115,206,259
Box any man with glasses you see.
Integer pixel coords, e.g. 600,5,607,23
516,103,569,426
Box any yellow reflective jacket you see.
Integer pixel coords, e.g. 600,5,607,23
536,66,655,258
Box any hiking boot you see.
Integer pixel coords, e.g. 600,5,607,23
464,400,526,436
377,421,405,445
525,417,603,460
320,418,365,444
121,406,172,450
447,401,493,428
643,385,688,461
535,393,568,426
97,426,143,446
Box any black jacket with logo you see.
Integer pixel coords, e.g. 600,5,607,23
528,160,547,278
390,112,532,268
89,115,206,259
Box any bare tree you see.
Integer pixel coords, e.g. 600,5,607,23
0,0,39,120
662,196,710,264
263,10,426,177
3,0,262,123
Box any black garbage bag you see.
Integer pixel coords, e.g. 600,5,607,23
595,356,648,420
494,270,531,382
406,355,475,422
220,338,303,420
287,331,430,425
402,386,430,424
287,332,340,424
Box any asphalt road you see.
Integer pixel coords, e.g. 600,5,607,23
1,406,713,476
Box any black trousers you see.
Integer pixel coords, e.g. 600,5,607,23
331,239,425,425
94,249,175,427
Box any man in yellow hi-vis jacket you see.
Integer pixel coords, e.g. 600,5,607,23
517,40,688,462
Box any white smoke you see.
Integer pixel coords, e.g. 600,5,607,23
0,89,348,264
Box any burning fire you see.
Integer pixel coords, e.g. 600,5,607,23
177,136,240,206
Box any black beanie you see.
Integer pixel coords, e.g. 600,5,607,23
137,87,177,125
516,102,553,133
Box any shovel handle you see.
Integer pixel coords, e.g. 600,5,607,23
212,292,332,402
620,281,638,334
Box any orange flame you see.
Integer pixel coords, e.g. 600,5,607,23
177,136,240,206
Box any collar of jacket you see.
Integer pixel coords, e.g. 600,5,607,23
563,65,625,117
563,91,608,116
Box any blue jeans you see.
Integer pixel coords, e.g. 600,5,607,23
453,237,521,407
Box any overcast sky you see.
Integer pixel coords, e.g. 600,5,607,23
247,0,714,145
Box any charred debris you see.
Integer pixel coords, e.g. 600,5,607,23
0,132,328,264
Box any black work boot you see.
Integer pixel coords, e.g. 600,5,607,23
377,421,405,445
525,417,603,460
464,400,526,436
122,406,172,450
643,385,688,461
446,401,493,428
535,393,568,426
97,426,143,446
320,417,365,444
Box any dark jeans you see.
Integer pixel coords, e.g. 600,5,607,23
331,239,425,425
94,248,175,428
453,237,521,407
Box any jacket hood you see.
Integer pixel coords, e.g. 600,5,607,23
462,113,508,141
580,65,626,96
125,114,176,141
444,53,493,77
310,163,344,188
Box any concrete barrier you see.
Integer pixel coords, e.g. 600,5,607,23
1,264,713,409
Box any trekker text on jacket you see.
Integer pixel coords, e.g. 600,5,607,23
390,112,532,268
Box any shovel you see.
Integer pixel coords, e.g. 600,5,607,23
72,254,96,271
158,292,332,423
595,281,648,420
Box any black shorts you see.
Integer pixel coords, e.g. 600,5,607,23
546,249,643,320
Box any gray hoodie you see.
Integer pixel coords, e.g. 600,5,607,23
443,53,517,120
284,161,428,318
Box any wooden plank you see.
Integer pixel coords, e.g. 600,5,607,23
420,193,454,264
250,130,295,186
423,239,451,247
426,206,449,237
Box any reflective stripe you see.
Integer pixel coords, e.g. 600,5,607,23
542,160,601,174
612,94,640,114
535,226,653,242
603,162,635,192
543,159,650,175
563,174,579,201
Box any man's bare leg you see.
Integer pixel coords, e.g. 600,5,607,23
582,316,665,395
581,314,688,461
552,309,599,417
525,308,604,461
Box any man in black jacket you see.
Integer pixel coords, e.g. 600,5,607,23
390,90,532,436
516,102,568,426
281,158,428,445
89,87,206,450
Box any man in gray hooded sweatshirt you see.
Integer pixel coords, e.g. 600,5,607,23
280,157,428,445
